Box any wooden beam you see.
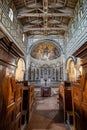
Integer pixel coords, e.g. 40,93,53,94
18,8,36,14
58,7,74,14
49,2,64,8
17,7,74,17
26,3,43,8
17,12,74,18
43,0,48,36
28,34,64,36
57,24,68,29
64,0,68,6
37,8,44,13
23,27,68,32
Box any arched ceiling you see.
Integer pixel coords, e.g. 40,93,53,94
13,0,78,36
30,42,61,60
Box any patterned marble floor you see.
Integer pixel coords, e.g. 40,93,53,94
25,89,68,130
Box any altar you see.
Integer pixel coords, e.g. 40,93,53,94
41,87,51,97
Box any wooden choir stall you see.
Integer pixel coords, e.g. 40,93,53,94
59,81,73,128
59,42,87,130
0,38,35,130
0,37,24,130
21,81,34,129
72,42,87,130
0,75,23,130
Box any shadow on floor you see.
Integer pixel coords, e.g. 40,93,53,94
34,110,64,123
25,94,67,130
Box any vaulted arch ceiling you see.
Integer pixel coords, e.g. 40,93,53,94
13,0,78,36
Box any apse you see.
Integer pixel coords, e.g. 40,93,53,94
30,42,61,61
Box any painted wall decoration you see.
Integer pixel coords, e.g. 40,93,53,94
30,42,60,60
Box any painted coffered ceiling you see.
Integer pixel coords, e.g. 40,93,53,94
13,0,78,36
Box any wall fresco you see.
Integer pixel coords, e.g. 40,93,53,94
30,42,60,60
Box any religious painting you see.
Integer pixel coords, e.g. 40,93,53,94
30,42,60,60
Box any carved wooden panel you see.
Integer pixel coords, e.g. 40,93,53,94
73,84,82,102
16,84,23,101
0,45,16,66
59,84,64,103
15,115,21,130
83,73,87,105
74,102,83,130
73,42,87,130
81,104,87,130
29,84,34,122
65,88,72,111
6,76,15,105
5,104,15,130
0,42,23,130
16,101,22,117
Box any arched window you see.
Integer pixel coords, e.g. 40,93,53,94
9,8,13,22
22,34,25,42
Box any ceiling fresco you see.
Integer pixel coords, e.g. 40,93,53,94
30,42,60,60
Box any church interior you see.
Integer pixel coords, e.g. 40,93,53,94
0,0,87,130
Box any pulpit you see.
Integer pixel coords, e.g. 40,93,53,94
41,87,51,97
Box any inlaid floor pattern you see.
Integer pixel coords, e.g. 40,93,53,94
25,89,67,130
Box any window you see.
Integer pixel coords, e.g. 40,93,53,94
9,8,13,22
22,34,25,42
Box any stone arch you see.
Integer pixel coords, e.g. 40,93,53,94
28,39,64,55
15,58,25,81
66,56,76,82
42,64,49,68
